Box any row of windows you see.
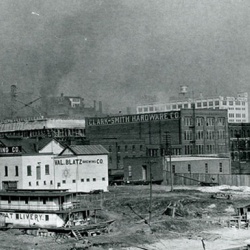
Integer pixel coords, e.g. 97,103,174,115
184,144,216,154
109,145,144,153
29,180,53,186
184,130,226,141
230,129,250,138
183,117,225,127
138,100,221,113
28,177,106,187
4,166,19,177
27,165,50,178
57,177,106,187
229,113,246,118
171,163,223,173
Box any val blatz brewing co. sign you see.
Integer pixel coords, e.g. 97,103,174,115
0,146,22,154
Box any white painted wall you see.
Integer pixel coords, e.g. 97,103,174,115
165,157,231,174
39,140,64,154
54,155,109,192
0,152,108,192
2,212,65,228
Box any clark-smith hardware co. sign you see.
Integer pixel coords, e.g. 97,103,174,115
87,111,180,126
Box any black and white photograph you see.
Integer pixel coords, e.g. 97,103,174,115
0,0,249,249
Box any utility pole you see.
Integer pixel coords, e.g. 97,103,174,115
165,131,173,192
235,133,241,174
149,160,152,224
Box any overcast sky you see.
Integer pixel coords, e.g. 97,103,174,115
0,0,249,112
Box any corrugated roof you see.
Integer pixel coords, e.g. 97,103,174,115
0,118,85,132
66,145,109,155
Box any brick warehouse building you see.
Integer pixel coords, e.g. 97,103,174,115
85,109,229,180
229,123,250,174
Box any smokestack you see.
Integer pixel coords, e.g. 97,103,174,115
99,101,102,114
93,100,96,111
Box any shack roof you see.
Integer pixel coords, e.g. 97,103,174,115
60,145,109,155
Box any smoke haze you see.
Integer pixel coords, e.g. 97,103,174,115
0,0,250,113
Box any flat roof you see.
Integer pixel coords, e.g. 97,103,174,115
0,189,77,197
165,156,229,162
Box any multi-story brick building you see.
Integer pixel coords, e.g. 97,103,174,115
85,109,229,176
229,123,250,174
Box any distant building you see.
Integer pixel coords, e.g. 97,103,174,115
123,155,230,183
229,123,250,174
137,92,249,123
42,93,104,119
0,117,86,145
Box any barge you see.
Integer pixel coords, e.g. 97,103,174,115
0,189,109,236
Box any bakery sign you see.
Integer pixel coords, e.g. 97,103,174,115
0,146,22,154
87,111,180,126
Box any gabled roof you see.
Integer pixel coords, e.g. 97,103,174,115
60,145,108,155
0,137,62,154
37,137,59,151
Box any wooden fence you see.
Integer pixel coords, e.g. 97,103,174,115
165,173,250,187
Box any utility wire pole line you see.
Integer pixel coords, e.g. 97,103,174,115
149,160,152,224
165,131,173,192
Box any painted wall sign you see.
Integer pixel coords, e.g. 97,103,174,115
87,111,180,126
0,146,22,154
54,158,104,166
3,212,46,222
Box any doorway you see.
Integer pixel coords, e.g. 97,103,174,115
142,165,147,180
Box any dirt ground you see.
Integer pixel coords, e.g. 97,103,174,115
1,185,250,250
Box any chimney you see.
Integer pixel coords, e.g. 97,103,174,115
99,101,103,114
34,137,39,152
93,100,96,111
